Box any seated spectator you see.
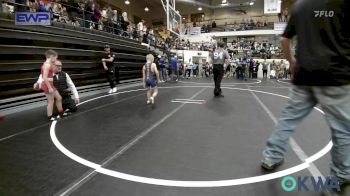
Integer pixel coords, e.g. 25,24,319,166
50,2,61,21
37,0,47,12
59,6,70,24
1,0,10,13
92,3,101,29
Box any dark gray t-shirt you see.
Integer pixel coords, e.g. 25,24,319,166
262,62,268,70
284,0,350,86
212,48,230,65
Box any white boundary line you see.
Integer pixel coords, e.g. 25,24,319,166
174,99,205,102
249,88,331,196
50,86,332,188
277,79,292,84
178,79,261,85
171,101,204,104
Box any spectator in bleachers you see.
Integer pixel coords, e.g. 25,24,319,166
142,24,147,43
121,12,129,32
60,6,70,24
101,7,107,29
212,21,216,28
111,10,119,34
67,0,79,24
1,0,10,13
132,25,137,39
107,7,113,33
50,2,60,21
92,2,100,30
84,0,93,28
15,0,28,12
37,0,47,12
137,19,144,42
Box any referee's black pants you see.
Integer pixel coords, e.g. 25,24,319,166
213,64,224,93
106,66,120,88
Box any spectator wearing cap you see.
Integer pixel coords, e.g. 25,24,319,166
101,45,118,94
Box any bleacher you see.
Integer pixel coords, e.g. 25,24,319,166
0,13,150,110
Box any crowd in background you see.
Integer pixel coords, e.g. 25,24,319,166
228,40,282,58
181,17,273,34
155,53,290,83
1,0,133,32
1,0,286,71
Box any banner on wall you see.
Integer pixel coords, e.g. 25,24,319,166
189,27,202,36
264,0,281,14
274,22,287,31
182,27,201,36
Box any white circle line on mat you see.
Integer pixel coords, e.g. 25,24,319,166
178,79,261,85
50,86,331,187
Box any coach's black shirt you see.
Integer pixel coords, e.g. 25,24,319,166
283,0,350,86
104,52,115,68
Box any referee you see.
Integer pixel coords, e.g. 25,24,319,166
212,41,231,97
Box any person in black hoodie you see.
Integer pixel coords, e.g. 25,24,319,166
84,0,93,28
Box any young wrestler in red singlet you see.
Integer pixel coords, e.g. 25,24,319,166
41,50,64,120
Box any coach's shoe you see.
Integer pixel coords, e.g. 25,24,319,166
108,88,113,94
48,116,57,121
112,87,117,93
58,112,65,119
63,112,72,117
261,158,284,171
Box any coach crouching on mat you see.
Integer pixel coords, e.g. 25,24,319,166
34,60,79,116
212,41,231,97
